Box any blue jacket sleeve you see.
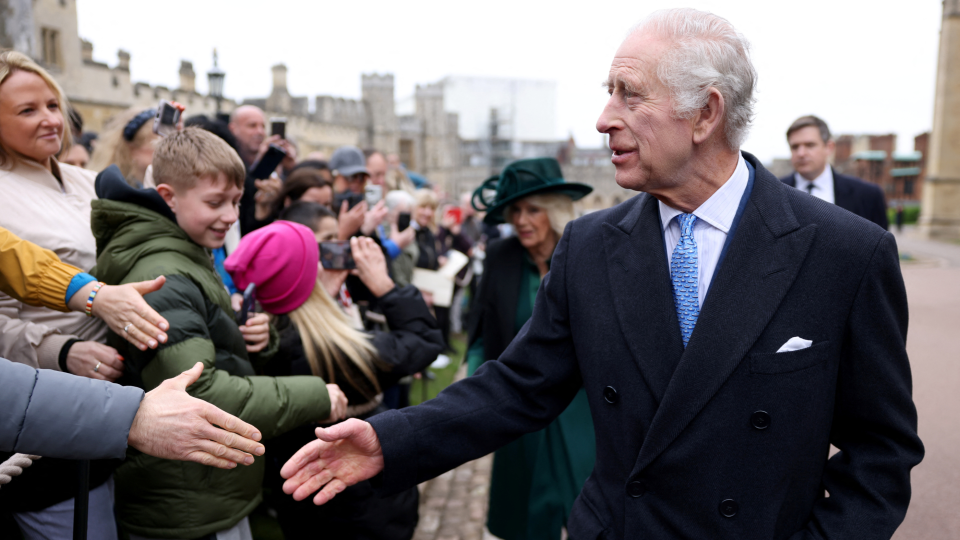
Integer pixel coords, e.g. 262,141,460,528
0,358,144,459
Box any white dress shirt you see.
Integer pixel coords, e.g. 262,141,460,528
793,166,835,204
660,152,749,308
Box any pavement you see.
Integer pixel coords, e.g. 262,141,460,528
891,227,960,539
411,227,960,540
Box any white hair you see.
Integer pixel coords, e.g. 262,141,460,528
505,193,576,238
632,8,757,149
385,189,415,211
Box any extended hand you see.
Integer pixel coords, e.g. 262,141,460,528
128,362,265,469
75,277,170,350
280,419,384,505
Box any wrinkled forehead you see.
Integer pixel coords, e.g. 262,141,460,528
607,31,670,88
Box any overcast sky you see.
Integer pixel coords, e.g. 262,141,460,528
77,0,943,164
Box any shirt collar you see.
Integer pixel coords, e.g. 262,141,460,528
794,165,833,190
659,152,749,234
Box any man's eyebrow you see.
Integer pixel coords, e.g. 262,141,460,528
602,75,643,95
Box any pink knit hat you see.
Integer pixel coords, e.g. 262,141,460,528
224,221,318,314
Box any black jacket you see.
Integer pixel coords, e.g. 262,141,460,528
369,153,922,540
265,285,443,409
467,236,525,360
780,167,889,230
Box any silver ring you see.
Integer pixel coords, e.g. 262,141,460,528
123,323,132,333
94,361,101,373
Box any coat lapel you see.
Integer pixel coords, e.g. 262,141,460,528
601,194,684,402
632,164,817,474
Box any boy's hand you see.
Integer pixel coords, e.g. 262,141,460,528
240,313,271,353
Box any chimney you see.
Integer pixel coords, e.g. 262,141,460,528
117,49,130,71
272,64,287,90
81,39,93,62
179,60,196,93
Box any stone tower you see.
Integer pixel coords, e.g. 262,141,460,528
266,64,292,114
361,74,398,154
919,0,960,239
0,0,35,55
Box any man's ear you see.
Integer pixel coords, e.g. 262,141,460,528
692,88,726,145
156,184,178,214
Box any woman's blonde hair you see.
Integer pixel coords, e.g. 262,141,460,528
88,106,155,183
0,50,72,168
287,273,383,400
505,193,576,238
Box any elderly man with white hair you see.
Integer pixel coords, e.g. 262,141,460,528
278,9,922,539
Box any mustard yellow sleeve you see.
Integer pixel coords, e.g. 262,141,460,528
0,228,80,313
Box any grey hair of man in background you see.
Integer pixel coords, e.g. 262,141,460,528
630,8,758,149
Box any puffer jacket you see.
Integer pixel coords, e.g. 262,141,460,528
90,167,332,539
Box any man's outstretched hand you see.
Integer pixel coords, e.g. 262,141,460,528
280,419,384,505
128,362,265,469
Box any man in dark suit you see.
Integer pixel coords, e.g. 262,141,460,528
781,115,889,229
278,9,922,540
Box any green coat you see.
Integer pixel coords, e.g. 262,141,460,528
467,237,596,540
91,195,332,539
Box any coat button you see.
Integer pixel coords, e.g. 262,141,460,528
719,499,738,518
603,386,619,404
626,481,646,498
751,411,771,430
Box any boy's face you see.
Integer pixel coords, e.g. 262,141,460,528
160,172,242,249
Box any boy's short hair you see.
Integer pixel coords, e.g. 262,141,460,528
153,127,246,191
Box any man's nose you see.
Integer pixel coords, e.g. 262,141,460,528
596,97,620,134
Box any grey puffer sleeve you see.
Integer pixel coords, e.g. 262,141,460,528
0,358,144,459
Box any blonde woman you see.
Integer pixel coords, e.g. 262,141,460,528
0,49,157,540
226,224,443,540
466,157,595,540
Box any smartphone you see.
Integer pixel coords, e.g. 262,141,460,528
250,144,287,179
237,282,256,325
319,241,356,270
270,117,286,139
397,211,411,232
333,191,365,211
364,184,382,207
152,100,181,137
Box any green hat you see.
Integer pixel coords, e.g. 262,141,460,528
472,157,593,225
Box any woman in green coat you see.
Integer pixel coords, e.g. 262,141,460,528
466,158,596,540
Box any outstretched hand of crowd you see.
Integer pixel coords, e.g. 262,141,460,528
280,419,385,505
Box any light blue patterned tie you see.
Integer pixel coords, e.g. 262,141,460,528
671,213,699,347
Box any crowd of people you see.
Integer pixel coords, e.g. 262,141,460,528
0,39,600,539
0,6,920,540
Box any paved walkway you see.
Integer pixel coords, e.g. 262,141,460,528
412,365,494,540
891,233,960,539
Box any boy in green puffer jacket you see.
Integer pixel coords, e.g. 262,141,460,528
90,128,347,539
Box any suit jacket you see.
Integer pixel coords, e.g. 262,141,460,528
781,168,889,230
369,153,922,540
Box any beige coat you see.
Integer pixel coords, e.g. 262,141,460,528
0,158,107,370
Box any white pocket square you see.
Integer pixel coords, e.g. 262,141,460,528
777,336,812,353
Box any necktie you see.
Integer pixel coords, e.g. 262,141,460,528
670,214,699,347
806,182,816,195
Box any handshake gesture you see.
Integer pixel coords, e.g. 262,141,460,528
280,419,385,504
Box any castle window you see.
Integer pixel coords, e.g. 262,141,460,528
41,28,62,68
